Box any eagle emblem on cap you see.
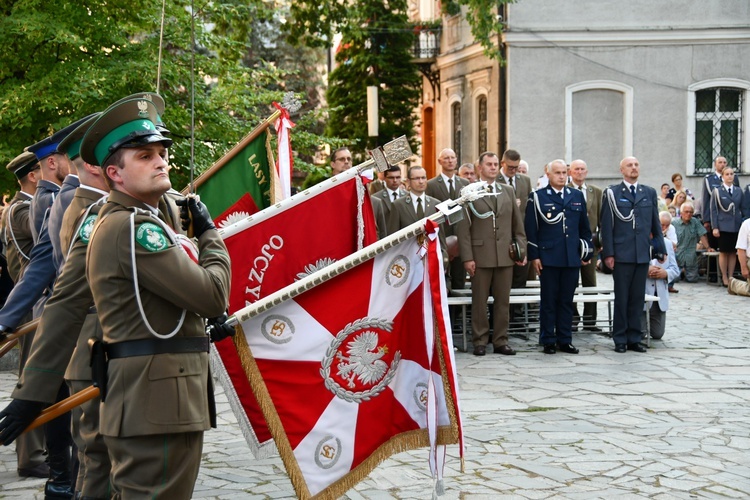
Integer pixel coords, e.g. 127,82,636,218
137,100,149,117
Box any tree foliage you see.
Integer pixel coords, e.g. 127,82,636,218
442,0,515,62
0,0,306,194
288,0,421,157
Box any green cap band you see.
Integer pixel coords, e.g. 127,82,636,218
67,138,83,160
94,119,157,165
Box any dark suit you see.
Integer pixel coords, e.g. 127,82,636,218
526,187,592,346
373,187,406,235
392,194,448,263
426,174,469,290
456,183,527,348
369,195,388,240
600,182,666,347
568,182,603,328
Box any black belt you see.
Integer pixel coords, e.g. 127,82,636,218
106,337,209,359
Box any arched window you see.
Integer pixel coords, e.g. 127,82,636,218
452,101,461,163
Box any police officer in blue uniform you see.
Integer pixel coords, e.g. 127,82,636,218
525,159,592,354
600,156,666,353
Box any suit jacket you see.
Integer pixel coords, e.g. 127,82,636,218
644,238,680,312
426,175,468,202
392,193,441,229
742,185,750,221
600,182,665,264
87,190,230,437
499,173,532,214
525,187,592,268
568,182,603,234
369,195,388,240
456,183,527,268
709,184,744,232
374,187,407,235
426,175,468,237
368,178,385,195
49,174,80,271
29,179,59,244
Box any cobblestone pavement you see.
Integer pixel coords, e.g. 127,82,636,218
1,273,749,499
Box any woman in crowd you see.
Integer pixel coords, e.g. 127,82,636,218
659,184,670,211
709,167,744,286
669,191,688,217
667,173,694,202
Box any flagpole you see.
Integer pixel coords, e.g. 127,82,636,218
218,135,413,239
212,183,489,329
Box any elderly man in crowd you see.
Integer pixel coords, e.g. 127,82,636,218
458,163,477,183
671,202,710,283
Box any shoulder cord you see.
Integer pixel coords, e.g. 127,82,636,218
605,188,636,229
355,174,365,250
711,187,735,214
129,210,186,339
5,201,31,261
468,187,502,219
532,191,565,225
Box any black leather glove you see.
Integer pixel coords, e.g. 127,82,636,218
207,313,236,343
175,196,216,238
0,399,45,445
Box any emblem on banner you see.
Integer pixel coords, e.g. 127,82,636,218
296,257,337,280
261,314,295,344
321,318,401,403
314,435,342,470
218,211,250,228
385,255,410,288
413,382,428,412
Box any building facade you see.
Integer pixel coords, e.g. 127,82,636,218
415,0,750,192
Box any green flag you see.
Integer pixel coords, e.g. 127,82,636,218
196,129,274,219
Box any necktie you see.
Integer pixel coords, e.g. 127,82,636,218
728,187,732,195
510,177,515,190
448,178,455,199
392,191,397,202
416,197,424,218
488,184,494,193
630,185,636,198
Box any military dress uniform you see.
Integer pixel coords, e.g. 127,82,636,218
600,182,666,350
456,182,527,354
81,98,231,498
567,182,603,330
1,152,46,476
525,187,592,350
426,174,469,290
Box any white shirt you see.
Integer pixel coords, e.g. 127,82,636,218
411,194,426,213
386,188,400,202
572,183,587,202
736,218,750,251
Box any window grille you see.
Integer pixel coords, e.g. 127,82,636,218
695,87,742,174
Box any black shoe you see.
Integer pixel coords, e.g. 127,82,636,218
557,343,579,354
614,344,626,353
627,343,647,353
473,345,486,356
494,345,516,356
584,325,603,333
543,344,556,354
18,463,49,478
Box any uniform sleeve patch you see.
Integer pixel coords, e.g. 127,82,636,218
78,215,97,244
136,222,170,252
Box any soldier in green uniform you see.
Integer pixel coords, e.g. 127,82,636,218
83,98,230,497
0,152,48,479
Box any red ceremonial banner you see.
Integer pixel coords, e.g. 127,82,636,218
212,172,378,457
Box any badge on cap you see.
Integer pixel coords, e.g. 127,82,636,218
136,222,170,252
78,215,97,244
138,100,149,117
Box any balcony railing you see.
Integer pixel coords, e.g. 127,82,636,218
412,28,441,60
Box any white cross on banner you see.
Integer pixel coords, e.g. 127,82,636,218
232,221,463,498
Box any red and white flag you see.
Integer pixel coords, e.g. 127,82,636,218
232,221,463,498
273,101,295,201
211,169,379,457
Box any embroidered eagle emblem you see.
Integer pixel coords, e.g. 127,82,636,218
335,331,389,388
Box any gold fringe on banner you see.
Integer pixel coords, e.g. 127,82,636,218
233,319,461,500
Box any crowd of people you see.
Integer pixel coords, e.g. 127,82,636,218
368,150,750,355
